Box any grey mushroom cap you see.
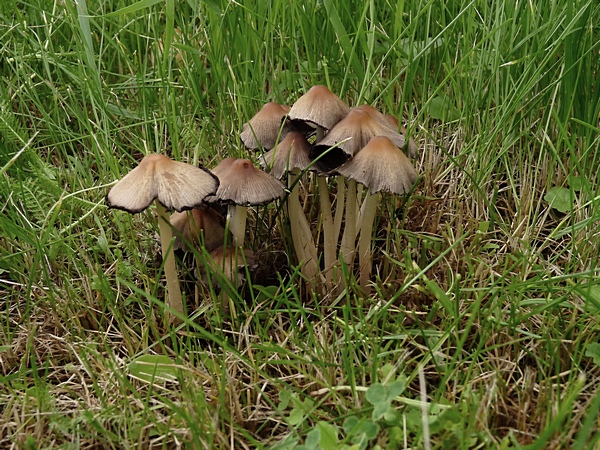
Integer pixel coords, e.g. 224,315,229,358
106,153,219,213
207,158,285,206
287,85,350,131
261,131,313,179
335,136,418,195
240,102,292,151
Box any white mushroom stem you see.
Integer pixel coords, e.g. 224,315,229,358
289,169,319,283
155,200,184,323
340,179,358,265
227,204,247,247
357,191,380,290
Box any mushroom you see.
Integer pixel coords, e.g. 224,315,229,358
240,102,292,151
310,108,409,267
106,153,219,322
207,158,284,246
335,136,418,290
169,206,225,253
287,85,351,287
262,132,320,283
287,84,350,141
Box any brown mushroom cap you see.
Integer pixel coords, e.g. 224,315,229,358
261,131,313,179
358,106,418,158
355,105,398,131
240,102,292,151
309,108,409,172
106,153,219,213
287,85,350,131
210,157,238,178
335,136,418,195
315,109,406,157
170,207,226,252
208,158,284,206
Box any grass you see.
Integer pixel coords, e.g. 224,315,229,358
1,0,599,448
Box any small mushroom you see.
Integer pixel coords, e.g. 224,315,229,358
201,245,256,290
106,153,219,322
335,136,418,290
169,206,225,253
207,158,284,246
240,102,292,151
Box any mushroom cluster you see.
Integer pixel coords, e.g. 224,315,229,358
243,85,419,292
106,85,419,325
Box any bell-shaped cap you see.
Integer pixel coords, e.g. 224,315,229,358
309,108,408,172
240,102,292,151
261,132,313,179
335,136,418,195
208,158,284,206
287,85,350,131
106,153,219,213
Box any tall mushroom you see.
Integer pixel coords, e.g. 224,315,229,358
335,136,418,290
106,153,219,322
310,108,408,266
262,132,320,283
287,85,351,287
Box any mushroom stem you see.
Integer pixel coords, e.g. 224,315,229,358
155,200,184,323
332,177,345,245
340,179,358,266
358,191,380,291
227,204,247,247
289,169,319,284
318,176,335,287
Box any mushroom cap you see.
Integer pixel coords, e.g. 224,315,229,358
210,157,238,178
261,131,313,179
287,85,350,131
240,102,292,151
208,158,285,206
335,136,418,195
356,105,418,157
355,105,398,131
314,108,406,157
106,153,219,213
170,206,226,252
309,108,408,172
384,114,400,129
